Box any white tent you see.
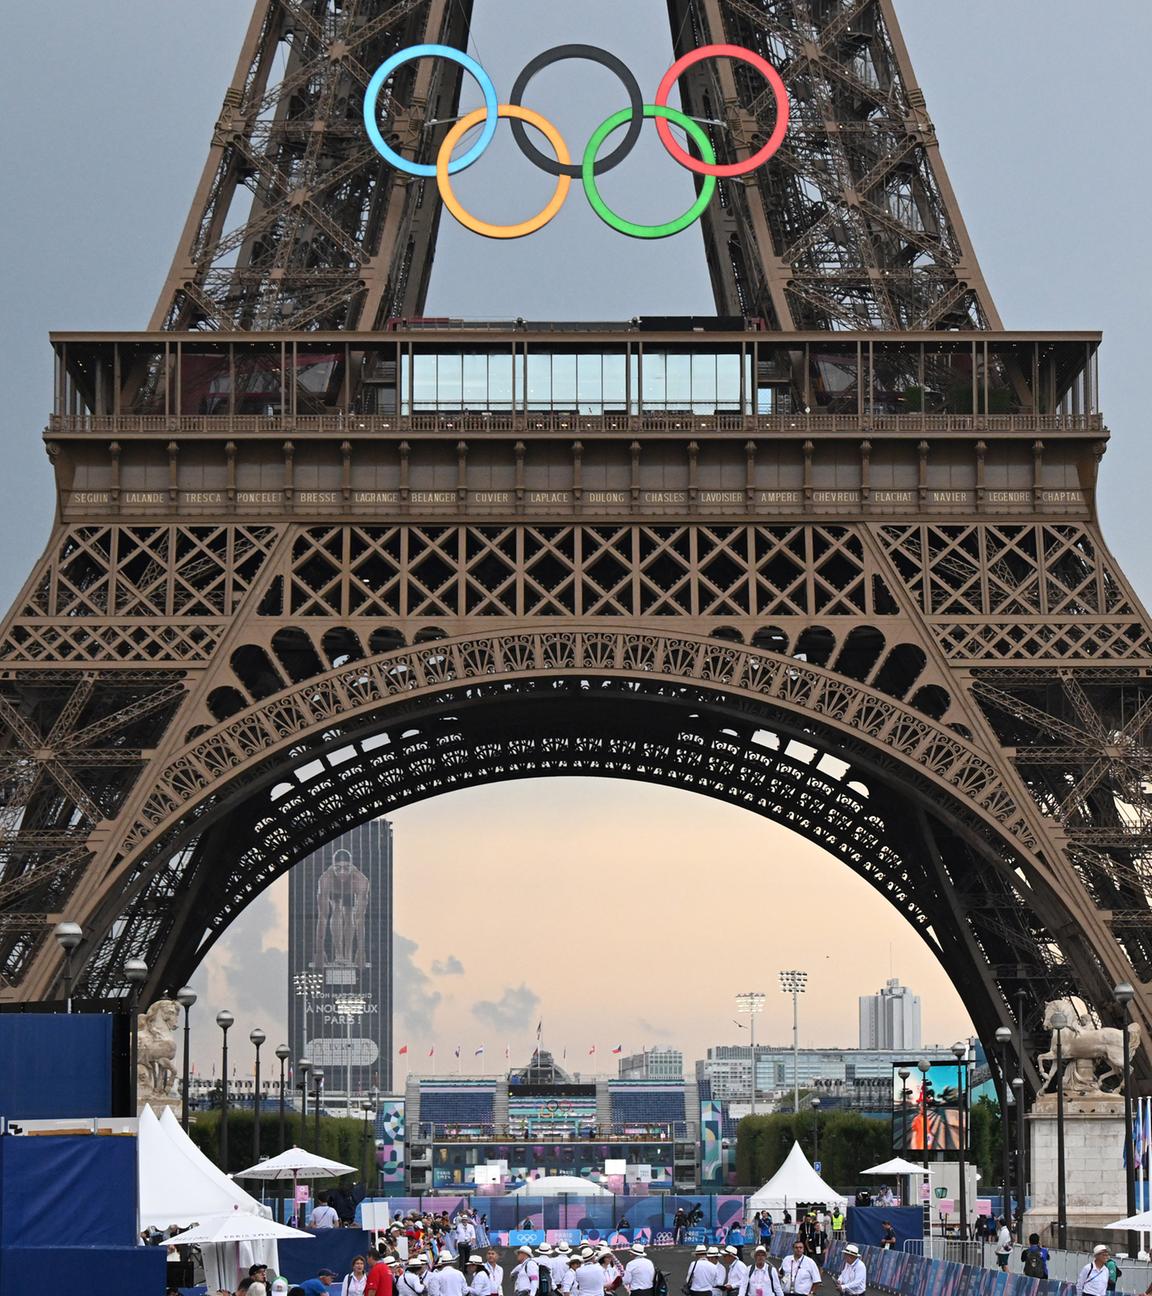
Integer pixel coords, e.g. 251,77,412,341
137,1106,275,1293
508,1174,613,1197
747,1142,848,1210
861,1158,933,1177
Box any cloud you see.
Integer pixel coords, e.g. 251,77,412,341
472,984,540,1031
394,934,443,1031
637,1018,672,1039
431,955,465,977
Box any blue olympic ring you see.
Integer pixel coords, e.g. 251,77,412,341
363,44,499,178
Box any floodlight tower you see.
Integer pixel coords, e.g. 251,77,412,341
779,970,808,1113
735,991,766,1114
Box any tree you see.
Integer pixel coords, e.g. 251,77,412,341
187,1109,376,1187
736,1110,891,1187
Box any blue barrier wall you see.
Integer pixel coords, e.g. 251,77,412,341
821,1239,1077,1296
279,1227,374,1286
0,1014,112,1117
846,1207,924,1248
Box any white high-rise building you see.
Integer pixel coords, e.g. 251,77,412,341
858,978,921,1049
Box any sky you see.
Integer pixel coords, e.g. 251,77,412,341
2,2,1151,1081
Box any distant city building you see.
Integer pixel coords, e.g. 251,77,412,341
697,1044,915,1098
858,978,921,1050
618,1048,684,1080
287,820,394,1097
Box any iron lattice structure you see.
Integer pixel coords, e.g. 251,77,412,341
2,0,1150,1082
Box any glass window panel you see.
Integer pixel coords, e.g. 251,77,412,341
436,352,462,409
577,352,602,412
552,354,577,409
642,352,666,409
604,353,627,412
629,351,640,414
666,353,691,406
490,351,515,411
462,353,488,408
717,353,742,410
692,353,717,409
526,353,551,410
411,353,437,411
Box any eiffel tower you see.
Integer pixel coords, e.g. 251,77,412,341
3,0,1149,1086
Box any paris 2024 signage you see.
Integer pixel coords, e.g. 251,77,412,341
363,43,788,240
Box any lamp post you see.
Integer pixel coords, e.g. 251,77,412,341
250,1027,266,1163
898,1067,911,1153
736,991,766,1115
313,1066,324,1150
176,986,196,1129
951,1042,968,1241
918,1059,932,1236
299,1058,312,1147
1011,1077,1025,1242
217,1009,234,1169
994,1026,1014,1235
1116,983,1137,1260
779,970,808,1113
53,922,83,1012
276,1044,290,1151
811,1096,822,1168
124,958,148,1114
1051,1009,1068,1249
361,1090,377,1187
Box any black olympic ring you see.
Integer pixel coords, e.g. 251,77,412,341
508,44,645,179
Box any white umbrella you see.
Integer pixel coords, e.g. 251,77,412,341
233,1146,358,1227
172,1211,314,1245
861,1158,934,1176
233,1146,357,1180
1105,1210,1152,1230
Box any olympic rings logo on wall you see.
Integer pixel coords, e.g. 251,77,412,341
362,42,788,240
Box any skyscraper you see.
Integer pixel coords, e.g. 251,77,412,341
858,978,921,1050
288,820,393,1097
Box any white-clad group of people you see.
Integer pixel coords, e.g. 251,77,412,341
387,1240,661,1296
683,1238,865,1296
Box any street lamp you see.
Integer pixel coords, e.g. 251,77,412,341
736,992,766,1115
124,958,148,1113
779,970,808,1113
361,1091,376,1186
250,1027,266,1163
898,1067,911,1152
299,1058,312,1147
176,987,196,1129
918,1060,931,1234
1050,1009,1068,1249
216,1010,234,1169
811,1096,822,1168
1011,1077,1025,1242
1116,982,1137,1260
293,970,322,1062
334,994,368,1110
53,921,83,1012
994,1026,1014,1235
312,1066,325,1150
951,1041,968,1241
275,1044,291,1151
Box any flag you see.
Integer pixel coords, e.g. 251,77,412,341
505,1044,510,1060
428,1046,435,1057
588,1044,596,1055
454,1045,461,1058
536,1020,543,1040
399,1044,409,1055
475,1045,485,1056
612,1045,622,1054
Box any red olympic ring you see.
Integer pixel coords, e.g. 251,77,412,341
654,43,789,178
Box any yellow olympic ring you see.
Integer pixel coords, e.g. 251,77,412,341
436,105,571,240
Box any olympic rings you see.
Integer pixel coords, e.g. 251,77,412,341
363,44,498,178
438,105,571,240
583,105,716,240
363,42,789,238
509,45,644,179
654,44,789,178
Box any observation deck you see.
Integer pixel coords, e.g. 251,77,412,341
48,325,1103,522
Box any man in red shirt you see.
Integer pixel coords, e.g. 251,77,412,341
367,1249,396,1296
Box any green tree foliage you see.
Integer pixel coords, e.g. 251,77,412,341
187,1109,377,1188
735,1111,891,1187
969,1094,1003,1186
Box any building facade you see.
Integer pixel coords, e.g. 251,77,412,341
858,979,922,1050
287,820,394,1097
617,1048,684,1081
698,1044,916,1099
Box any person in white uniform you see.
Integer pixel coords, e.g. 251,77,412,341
399,1257,429,1296
780,1241,821,1296
722,1245,748,1296
439,1253,468,1296
426,1257,446,1296
484,1248,505,1295
559,1254,582,1296
573,1248,608,1296
743,1246,784,1296
623,1243,655,1295
1076,1247,1112,1296
550,1244,573,1293
835,1246,865,1296
706,1248,725,1296
468,1256,499,1296
687,1246,715,1296
513,1246,540,1296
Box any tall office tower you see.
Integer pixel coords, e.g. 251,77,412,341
288,821,393,1097
859,978,922,1050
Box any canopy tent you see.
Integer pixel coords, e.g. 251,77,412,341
1105,1210,1152,1230
138,1106,275,1293
233,1146,358,1182
747,1142,848,1210
861,1158,934,1177
508,1174,613,1197
172,1208,313,1245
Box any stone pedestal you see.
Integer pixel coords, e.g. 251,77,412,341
1025,1093,1128,1236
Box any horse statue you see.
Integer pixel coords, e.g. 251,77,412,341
137,999,181,1102
1036,997,1140,1096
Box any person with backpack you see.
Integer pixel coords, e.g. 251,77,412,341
623,1242,655,1296
536,1246,554,1296
1076,1246,1112,1296
513,1247,540,1296
1021,1235,1049,1280
994,1219,1012,1272
744,1246,784,1296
